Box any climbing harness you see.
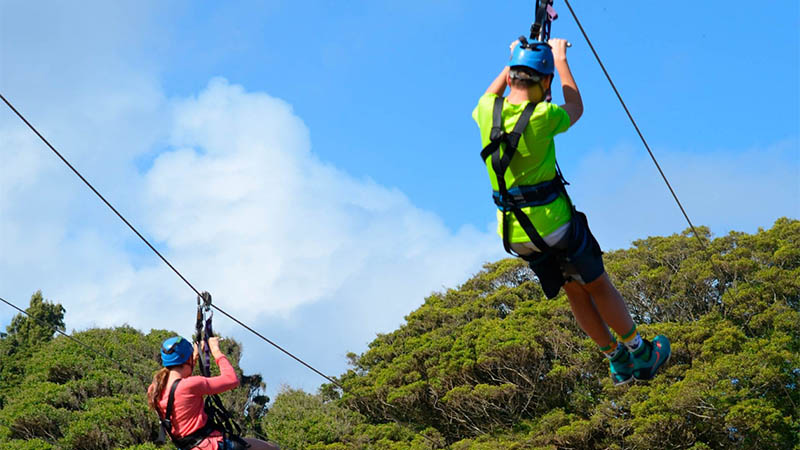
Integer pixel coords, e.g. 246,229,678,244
479,93,606,301
479,96,572,259
156,292,250,450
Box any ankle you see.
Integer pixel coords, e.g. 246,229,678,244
620,325,643,352
631,339,652,360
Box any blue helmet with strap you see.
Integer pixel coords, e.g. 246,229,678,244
509,39,554,75
160,336,193,367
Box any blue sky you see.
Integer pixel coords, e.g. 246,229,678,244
147,0,800,231
1,0,798,397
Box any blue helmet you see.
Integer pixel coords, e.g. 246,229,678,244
509,40,554,75
160,336,193,367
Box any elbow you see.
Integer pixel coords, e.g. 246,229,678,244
227,374,240,390
571,103,584,125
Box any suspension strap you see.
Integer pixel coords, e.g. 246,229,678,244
531,0,558,42
196,292,213,377
193,291,251,448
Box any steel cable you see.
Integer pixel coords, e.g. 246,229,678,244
561,0,707,248
0,92,342,388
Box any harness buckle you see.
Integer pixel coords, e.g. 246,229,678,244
199,291,212,308
492,191,518,212
490,126,505,142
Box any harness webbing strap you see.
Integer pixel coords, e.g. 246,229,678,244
165,379,180,430
481,96,553,257
161,378,220,450
191,291,250,449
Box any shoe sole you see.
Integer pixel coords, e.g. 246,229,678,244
613,375,635,387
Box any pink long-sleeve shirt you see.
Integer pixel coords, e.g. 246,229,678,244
158,355,239,449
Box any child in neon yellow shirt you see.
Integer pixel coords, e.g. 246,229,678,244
474,38,670,384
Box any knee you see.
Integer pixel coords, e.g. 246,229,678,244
564,280,590,300
584,273,619,296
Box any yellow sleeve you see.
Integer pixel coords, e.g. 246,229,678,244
473,93,499,123
547,103,571,136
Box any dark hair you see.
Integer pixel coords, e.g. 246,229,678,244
509,66,546,88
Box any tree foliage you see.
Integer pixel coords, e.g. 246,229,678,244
261,218,799,449
0,304,268,449
1,219,797,449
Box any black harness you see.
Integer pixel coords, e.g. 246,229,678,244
156,292,250,450
480,96,573,259
157,379,221,450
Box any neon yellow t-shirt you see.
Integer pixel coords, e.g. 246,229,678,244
472,93,572,242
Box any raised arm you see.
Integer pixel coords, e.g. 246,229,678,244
550,38,583,125
185,337,239,396
485,66,510,96
484,40,524,96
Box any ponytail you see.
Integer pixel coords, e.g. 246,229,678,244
147,367,170,411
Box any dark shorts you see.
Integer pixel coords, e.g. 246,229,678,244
525,211,605,299
217,437,249,450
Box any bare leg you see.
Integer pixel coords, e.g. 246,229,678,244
563,280,614,347
583,273,635,337
243,438,281,449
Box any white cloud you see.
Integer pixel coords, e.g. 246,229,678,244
566,139,799,250
1,76,502,394
142,77,501,321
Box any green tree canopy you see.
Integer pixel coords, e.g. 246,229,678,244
2,290,65,352
0,303,268,449
261,218,799,449
1,219,798,449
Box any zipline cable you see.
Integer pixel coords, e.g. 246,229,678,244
0,92,342,389
0,295,135,377
1,92,439,446
561,0,707,248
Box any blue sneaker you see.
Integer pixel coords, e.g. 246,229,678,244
609,348,634,386
631,335,671,381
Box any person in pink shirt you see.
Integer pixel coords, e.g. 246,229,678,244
147,336,279,450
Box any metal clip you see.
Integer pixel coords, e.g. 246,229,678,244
198,291,212,309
